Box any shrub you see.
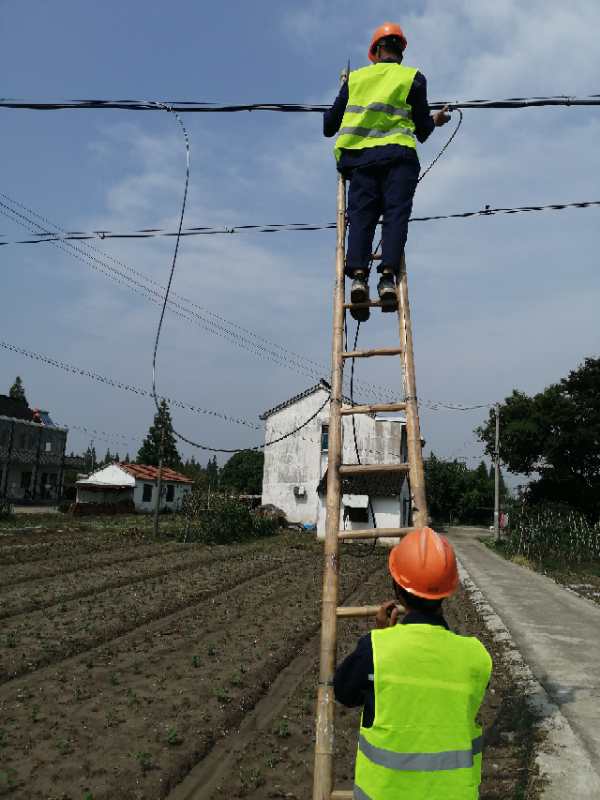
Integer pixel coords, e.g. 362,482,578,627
0,499,13,520
180,491,281,544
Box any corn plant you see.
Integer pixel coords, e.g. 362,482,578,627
504,504,600,564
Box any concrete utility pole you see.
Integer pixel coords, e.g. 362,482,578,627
494,402,501,540
153,426,165,538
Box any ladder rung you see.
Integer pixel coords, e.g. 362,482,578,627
331,791,354,800
338,527,415,540
342,347,403,359
343,299,384,309
336,605,380,618
339,463,410,476
340,402,407,416
371,254,382,261
336,604,404,618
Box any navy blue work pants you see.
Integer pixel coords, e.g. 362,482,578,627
345,159,419,277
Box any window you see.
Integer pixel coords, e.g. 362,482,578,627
20,471,32,490
321,424,329,452
344,506,369,523
45,441,52,453
165,484,175,502
142,483,153,502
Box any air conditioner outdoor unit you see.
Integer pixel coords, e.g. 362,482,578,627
293,485,306,497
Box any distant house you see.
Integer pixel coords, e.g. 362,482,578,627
260,381,411,536
76,463,193,512
0,395,68,503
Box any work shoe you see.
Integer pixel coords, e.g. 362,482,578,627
378,271,398,312
349,272,370,322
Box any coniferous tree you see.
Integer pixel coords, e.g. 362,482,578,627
103,448,112,465
136,400,181,468
8,376,28,406
206,455,219,487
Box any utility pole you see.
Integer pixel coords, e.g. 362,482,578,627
153,425,165,538
494,402,500,540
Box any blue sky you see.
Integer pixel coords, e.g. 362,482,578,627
2,0,600,476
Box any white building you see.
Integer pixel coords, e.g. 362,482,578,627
76,463,192,512
260,381,411,537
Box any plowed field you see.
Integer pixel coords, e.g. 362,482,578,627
0,528,539,799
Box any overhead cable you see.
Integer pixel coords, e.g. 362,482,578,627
0,193,392,403
2,94,600,113
4,196,599,246
0,339,263,432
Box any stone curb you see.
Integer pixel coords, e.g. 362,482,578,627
457,559,600,799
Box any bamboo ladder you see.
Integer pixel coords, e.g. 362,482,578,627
312,162,429,800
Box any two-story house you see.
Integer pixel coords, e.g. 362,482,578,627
0,395,68,503
260,381,411,537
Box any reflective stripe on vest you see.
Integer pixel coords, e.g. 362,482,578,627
334,63,418,162
354,624,492,800
359,733,484,771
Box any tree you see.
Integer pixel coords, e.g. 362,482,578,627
424,453,504,525
206,455,219,487
220,450,264,495
84,445,97,472
8,376,28,406
136,400,181,468
102,448,113,465
476,357,600,516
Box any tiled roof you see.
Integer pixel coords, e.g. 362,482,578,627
120,463,193,484
317,468,406,498
259,380,331,421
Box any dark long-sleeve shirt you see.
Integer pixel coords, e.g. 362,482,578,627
323,61,435,175
333,610,449,728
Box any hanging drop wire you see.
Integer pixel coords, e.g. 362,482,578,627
150,103,334,453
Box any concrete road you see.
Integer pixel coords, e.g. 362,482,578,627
449,527,600,792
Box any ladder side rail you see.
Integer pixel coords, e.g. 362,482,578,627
397,256,429,528
313,172,347,800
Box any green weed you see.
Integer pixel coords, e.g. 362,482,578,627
275,718,291,738
134,751,153,772
166,727,181,746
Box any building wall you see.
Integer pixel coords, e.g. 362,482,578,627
261,388,409,525
77,488,133,505
133,481,192,512
0,416,67,501
316,491,410,541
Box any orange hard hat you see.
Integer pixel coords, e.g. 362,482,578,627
368,22,408,63
388,527,459,600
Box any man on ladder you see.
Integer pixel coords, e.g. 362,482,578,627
334,528,492,799
323,22,451,321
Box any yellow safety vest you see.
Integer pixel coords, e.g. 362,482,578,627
354,624,492,800
334,63,419,162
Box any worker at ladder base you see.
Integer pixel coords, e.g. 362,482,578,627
323,22,451,321
334,528,492,800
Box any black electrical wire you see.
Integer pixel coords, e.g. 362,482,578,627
0,192,393,403
3,94,600,112
149,104,342,453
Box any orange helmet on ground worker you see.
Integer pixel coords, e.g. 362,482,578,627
389,526,459,601
368,22,408,62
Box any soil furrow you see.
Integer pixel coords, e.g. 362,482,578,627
1,541,184,586
0,555,293,683
0,547,280,620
